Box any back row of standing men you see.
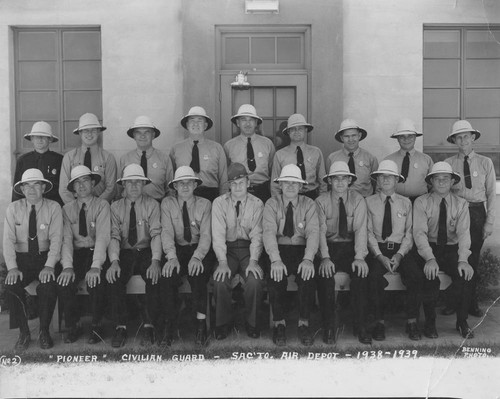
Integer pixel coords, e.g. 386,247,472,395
5,104,496,349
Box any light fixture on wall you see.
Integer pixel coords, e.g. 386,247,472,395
231,71,251,90
245,0,279,14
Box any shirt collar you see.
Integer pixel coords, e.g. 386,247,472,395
135,147,155,157
458,150,476,160
342,147,360,156
398,148,416,156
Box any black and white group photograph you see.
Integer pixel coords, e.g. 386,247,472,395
0,0,499,398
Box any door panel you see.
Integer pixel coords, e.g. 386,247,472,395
219,74,307,149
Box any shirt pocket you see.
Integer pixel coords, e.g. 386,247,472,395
136,219,151,242
393,209,408,234
326,217,336,233
36,218,50,241
296,219,307,237
448,217,457,234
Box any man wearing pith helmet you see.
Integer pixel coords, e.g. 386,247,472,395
413,162,474,339
160,166,212,347
106,164,162,348
119,115,174,202
170,106,228,202
383,119,433,202
366,160,421,341
59,113,117,204
4,168,62,350
327,119,378,198
211,163,264,340
271,113,327,200
12,121,64,206
315,161,370,344
263,164,319,346
57,165,110,344
224,104,275,204
442,120,496,318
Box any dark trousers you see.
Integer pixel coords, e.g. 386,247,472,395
160,244,210,324
417,244,472,324
268,245,314,323
194,186,219,203
367,243,421,320
468,204,486,303
316,242,368,328
213,240,264,328
5,252,58,331
57,248,106,328
107,248,161,327
248,181,271,204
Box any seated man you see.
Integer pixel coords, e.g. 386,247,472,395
4,169,62,349
366,160,421,341
264,164,319,346
106,164,162,347
316,161,370,345
413,162,474,339
160,166,212,347
212,163,264,340
57,166,110,344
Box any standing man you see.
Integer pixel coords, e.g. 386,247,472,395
106,164,162,347
59,113,117,204
327,119,378,198
443,120,496,317
57,166,110,344
119,116,174,202
212,163,265,340
171,106,228,202
12,121,64,206
4,169,62,349
384,119,433,202
316,161,371,344
264,164,319,346
271,113,327,200
160,166,212,347
224,104,275,204
366,160,421,341
413,162,474,339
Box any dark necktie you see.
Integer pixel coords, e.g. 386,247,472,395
84,147,92,169
28,204,39,254
401,151,410,180
283,201,294,238
182,201,192,243
437,198,447,246
128,202,137,247
79,203,88,237
247,137,256,172
141,151,148,178
348,152,355,174
464,155,472,189
190,141,200,173
296,146,306,180
236,200,241,217
338,197,348,239
382,196,392,240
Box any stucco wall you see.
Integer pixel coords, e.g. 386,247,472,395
343,0,500,160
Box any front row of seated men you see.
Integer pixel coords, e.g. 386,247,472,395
4,156,475,350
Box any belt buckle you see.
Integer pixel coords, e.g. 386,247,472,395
387,241,394,250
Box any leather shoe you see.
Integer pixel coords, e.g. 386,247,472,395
159,325,174,348
140,326,155,346
372,322,385,341
406,322,421,341
215,325,228,340
245,322,260,339
469,305,483,318
358,326,372,345
423,322,438,339
441,306,456,316
298,325,313,346
273,324,286,346
111,327,127,348
39,329,54,349
64,325,81,343
15,330,31,351
195,320,208,347
456,321,474,339
87,325,103,344
323,328,336,344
